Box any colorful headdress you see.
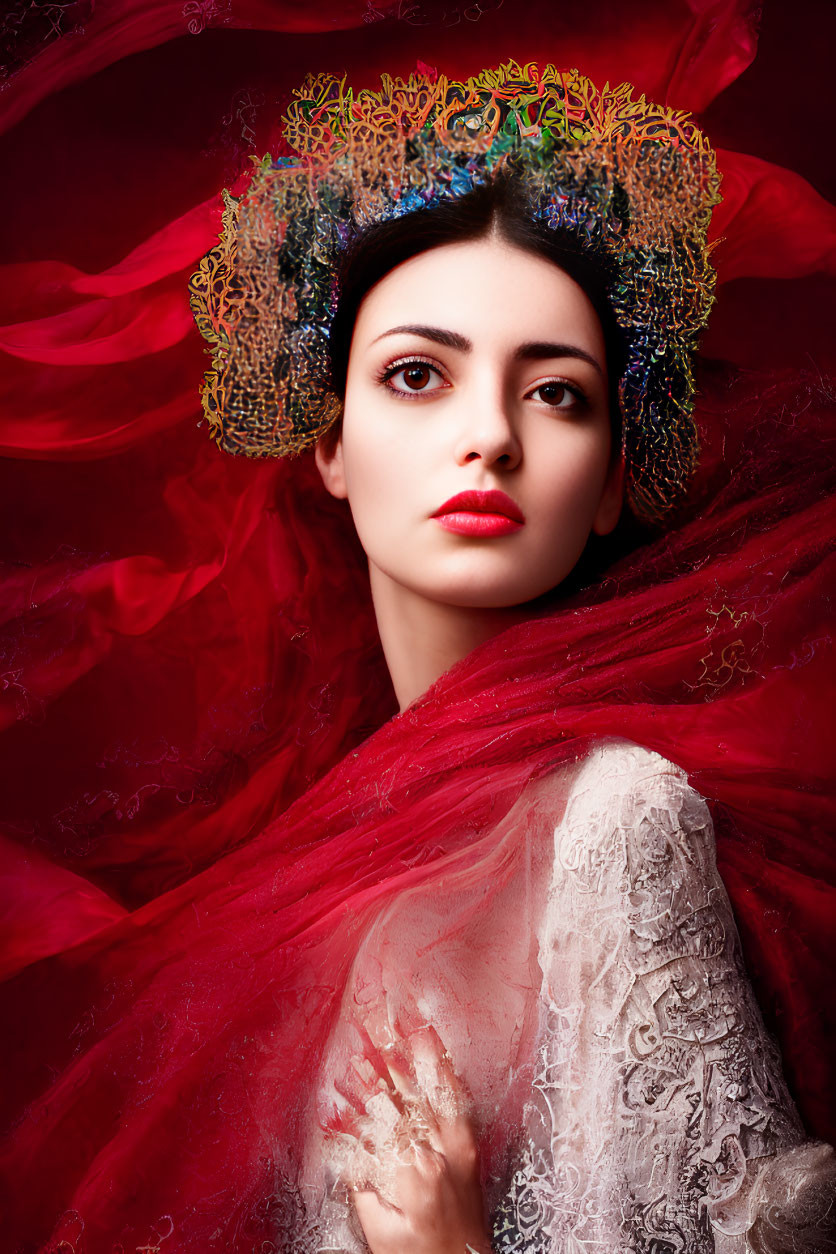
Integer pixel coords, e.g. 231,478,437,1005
189,61,721,522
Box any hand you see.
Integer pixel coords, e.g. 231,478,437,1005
332,1023,494,1254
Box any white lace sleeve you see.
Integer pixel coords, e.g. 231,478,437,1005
300,740,833,1253
491,740,835,1253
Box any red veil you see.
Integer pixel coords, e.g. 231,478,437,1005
0,2,834,1249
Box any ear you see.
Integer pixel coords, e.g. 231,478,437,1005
314,432,348,500
592,453,625,536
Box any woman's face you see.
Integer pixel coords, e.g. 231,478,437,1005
316,234,623,610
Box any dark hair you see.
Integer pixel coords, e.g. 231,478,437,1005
327,168,626,446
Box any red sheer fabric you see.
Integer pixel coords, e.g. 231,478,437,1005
0,1,833,1249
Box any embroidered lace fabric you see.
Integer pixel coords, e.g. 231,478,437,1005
302,740,810,1252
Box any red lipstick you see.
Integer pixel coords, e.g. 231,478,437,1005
432,490,525,537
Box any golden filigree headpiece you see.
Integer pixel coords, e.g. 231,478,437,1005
189,61,721,521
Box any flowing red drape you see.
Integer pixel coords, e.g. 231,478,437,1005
0,1,834,1249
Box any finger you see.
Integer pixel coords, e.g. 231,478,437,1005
381,1043,433,1117
320,1103,364,1140
358,1017,444,1138
349,1051,385,1093
359,1015,424,1109
319,1075,368,1135
348,1053,407,1121
381,1039,447,1147
435,1042,476,1107
336,1051,387,1117
345,1047,443,1166
417,1020,461,1081
352,1186,406,1237
409,1029,463,1107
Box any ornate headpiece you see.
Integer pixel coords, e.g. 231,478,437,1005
189,61,721,522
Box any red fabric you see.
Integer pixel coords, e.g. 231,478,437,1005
0,0,758,138
0,1,833,1249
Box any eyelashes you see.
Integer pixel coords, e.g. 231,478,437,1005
374,355,589,410
375,355,446,399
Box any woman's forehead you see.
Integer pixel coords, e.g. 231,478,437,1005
353,238,606,357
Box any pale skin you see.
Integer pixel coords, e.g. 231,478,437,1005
316,230,624,1252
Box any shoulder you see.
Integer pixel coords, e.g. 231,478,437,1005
565,736,709,829
552,737,716,894
571,736,690,792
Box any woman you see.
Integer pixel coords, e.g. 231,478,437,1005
188,63,834,1249
0,56,833,1254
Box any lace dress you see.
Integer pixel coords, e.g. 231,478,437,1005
299,740,820,1252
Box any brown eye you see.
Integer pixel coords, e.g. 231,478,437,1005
381,359,446,397
531,381,582,409
402,364,433,391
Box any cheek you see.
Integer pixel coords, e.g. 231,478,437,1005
340,417,414,541
343,442,385,507
340,384,439,521
534,431,611,524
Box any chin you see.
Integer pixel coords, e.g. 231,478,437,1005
421,554,579,611
424,577,565,611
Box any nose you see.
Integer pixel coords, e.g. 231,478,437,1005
452,381,522,471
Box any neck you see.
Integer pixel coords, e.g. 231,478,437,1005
369,565,529,712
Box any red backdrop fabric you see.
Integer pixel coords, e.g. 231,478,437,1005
0,2,834,1249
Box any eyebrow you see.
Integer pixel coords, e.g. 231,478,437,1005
369,323,605,378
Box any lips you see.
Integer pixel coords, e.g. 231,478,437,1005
432,490,525,537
